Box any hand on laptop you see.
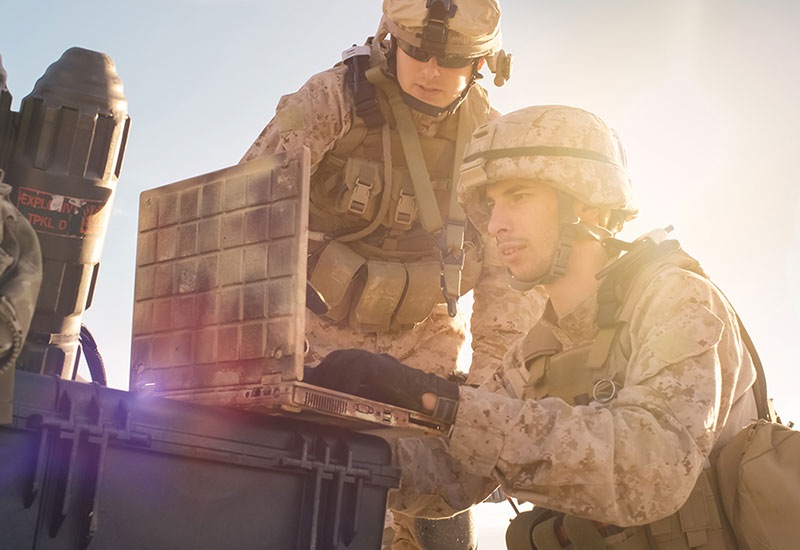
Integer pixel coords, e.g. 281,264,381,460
306,349,460,423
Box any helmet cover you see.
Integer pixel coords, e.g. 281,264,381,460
458,105,638,232
379,0,502,58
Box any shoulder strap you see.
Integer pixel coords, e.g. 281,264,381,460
593,236,773,421
735,315,772,421
440,103,476,315
342,44,384,129
366,66,444,235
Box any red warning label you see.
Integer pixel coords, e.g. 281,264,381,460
16,187,107,238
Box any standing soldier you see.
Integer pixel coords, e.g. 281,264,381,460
310,105,760,549
242,1,540,547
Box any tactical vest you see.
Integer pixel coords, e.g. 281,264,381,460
504,239,741,550
307,41,492,332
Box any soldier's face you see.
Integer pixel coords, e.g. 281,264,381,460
395,46,474,108
485,179,560,282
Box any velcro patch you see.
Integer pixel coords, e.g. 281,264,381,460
277,105,305,132
647,305,724,365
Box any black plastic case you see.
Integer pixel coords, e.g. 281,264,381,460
1,371,400,550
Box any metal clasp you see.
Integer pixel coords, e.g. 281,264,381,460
592,378,618,403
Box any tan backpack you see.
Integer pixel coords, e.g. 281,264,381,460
715,420,800,549
712,325,800,550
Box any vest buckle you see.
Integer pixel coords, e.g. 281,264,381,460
348,178,373,215
394,190,417,226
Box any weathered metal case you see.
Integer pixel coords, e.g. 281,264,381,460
130,151,309,393
1,370,400,549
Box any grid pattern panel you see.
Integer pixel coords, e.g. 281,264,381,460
130,152,309,392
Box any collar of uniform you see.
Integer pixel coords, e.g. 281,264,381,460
540,293,600,350
410,105,450,137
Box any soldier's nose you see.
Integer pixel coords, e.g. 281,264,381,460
487,208,510,237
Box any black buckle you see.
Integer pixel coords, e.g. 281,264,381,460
422,0,458,56
342,45,384,129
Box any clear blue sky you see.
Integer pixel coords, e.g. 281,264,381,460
3,1,799,542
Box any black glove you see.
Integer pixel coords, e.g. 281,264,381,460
306,349,460,423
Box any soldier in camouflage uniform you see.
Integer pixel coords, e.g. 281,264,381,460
0,57,44,425
242,1,542,547
312,106,758,549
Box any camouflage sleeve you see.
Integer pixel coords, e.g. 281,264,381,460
0,186,43,424
467,238,546,386
240,65,352,175
385,435,499,519
448,267,753,526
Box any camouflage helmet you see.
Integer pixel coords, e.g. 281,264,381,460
458,105,638,232
377,0,511,84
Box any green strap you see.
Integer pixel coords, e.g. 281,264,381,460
448,102,472,233
441,105,474,303
585,325,619,370
531,517,565,550
562,515,607,549
366,67,443,235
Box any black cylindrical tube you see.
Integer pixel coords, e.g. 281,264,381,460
6,47,130,378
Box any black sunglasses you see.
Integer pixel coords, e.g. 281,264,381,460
397,40,476,69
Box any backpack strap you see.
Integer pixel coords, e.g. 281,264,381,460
342,44,385,130
723,296,773,422
590,234,773,421
586,239,696,371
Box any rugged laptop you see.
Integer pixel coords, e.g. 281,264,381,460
130,149,449,434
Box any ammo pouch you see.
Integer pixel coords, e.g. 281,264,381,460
337,158,384,221
308,241,444,332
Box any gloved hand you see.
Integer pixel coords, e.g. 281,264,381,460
306,349,460,423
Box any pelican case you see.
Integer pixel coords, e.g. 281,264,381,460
0,370,400,550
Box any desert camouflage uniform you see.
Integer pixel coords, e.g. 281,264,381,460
0,178,43,424
242,50,542,550
242,64,542,383
388,263,758,528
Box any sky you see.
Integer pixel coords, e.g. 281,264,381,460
2,0,799,546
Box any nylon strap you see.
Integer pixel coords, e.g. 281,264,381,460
585,326,618,371
441,105,474,306
366,67,444,235
448,107,471,235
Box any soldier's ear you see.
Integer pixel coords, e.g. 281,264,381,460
574,201,603,226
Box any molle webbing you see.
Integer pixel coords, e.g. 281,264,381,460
365,66,443,235
365,67,472,315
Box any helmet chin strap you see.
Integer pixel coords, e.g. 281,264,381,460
507,194,614,291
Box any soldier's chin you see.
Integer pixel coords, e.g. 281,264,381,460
507,264,547,286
